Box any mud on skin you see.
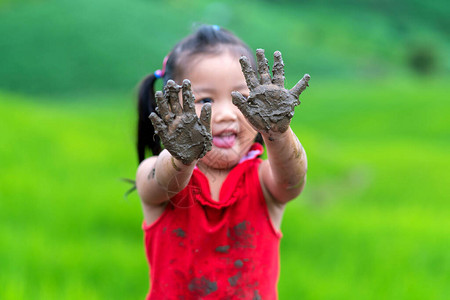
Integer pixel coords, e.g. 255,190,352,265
232,49,310,138
149,79,212,165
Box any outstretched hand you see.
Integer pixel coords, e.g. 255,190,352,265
232,49,310,139
149,79,212,165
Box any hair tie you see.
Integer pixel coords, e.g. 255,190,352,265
154,55,169,79
212,25,220,31
154,69,163,79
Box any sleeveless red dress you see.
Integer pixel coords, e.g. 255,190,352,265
143,143,282,299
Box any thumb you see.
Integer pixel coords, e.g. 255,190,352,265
199,103,212,133
231,91,248,114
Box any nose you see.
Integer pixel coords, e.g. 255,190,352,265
212,98,239,123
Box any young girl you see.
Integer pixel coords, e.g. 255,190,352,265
136,25,310,299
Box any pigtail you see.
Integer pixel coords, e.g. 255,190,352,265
137,73,162,163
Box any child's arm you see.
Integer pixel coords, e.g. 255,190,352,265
136,150,197,205
259,128,307,203
232,49,310,203
136,80,212,208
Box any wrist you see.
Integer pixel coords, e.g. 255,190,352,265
159,150,196,172
172,155,197,170
261,127,293,142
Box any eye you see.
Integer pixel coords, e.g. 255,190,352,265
196,97,214,104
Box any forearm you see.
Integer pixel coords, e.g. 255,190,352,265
136,149,196,205
155,150,196,196
263,127,307,191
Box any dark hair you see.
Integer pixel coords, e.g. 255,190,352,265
137,25,262,163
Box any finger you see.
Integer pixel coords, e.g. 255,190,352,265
256,49,271,85
239,56,259,91
155,91,173,123
199,103,211,133
182,79,196,114
164,80,182,116
231,91,248,114
272,51,285,87
290,74,311,98
149,112,168,136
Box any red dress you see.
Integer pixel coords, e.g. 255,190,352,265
143,144,282,299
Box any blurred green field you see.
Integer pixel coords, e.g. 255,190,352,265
1,77,449,299
1,0,449,299
1,0,448,96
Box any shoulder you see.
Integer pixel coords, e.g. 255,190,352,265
136,156,158,180
136,156,168,225
136,156,159,199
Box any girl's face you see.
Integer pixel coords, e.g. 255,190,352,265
182,50,258,170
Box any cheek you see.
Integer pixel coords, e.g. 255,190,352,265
239,121,258,147
238,113,257,135
244,128,258,142
194,104,203,117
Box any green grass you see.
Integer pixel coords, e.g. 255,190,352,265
1,76,449,299
0,92,147,299
279,76,450,299
1,0,449,298
0,0,448,96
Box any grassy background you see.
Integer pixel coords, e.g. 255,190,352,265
1,0,449,299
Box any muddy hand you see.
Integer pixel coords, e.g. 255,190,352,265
149,79,212,165
232,49,310,136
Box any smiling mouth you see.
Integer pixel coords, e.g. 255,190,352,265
212,131,237,148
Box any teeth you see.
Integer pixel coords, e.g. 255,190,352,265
217,132,235,137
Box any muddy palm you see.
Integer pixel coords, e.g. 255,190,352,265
232,49,310,140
